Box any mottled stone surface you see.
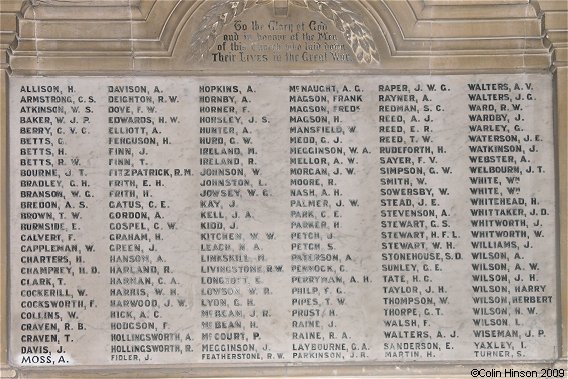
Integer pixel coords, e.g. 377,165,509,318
8,74,558,367
1,0,567,376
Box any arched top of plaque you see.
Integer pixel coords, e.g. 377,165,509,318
4,0,557,74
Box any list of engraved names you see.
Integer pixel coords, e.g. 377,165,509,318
9,75,558,366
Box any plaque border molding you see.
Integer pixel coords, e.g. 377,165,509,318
0,0,567,377
0,0,560,73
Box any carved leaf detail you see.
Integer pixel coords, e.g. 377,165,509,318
191,0,268,61
290,0,379,63
191,0,379,64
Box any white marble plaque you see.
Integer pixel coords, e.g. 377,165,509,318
9,74,558,367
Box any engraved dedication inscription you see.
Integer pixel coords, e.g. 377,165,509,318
190,0,380,65
9,74,558,367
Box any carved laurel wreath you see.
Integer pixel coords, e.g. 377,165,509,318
191,0,380,64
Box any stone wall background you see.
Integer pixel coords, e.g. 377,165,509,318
0,0,566,376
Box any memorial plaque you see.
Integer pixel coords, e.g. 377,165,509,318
8,74,559,366
1,0,567,376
